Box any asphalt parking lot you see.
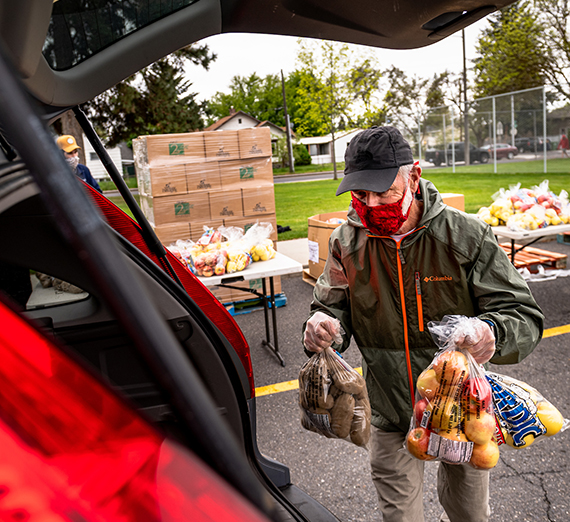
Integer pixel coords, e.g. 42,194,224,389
233,238,570,522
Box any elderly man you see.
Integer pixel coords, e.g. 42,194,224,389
303,126,543,522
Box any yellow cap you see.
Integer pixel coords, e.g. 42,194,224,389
56,135,81,153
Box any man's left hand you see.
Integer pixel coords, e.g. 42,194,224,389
455,318,496,364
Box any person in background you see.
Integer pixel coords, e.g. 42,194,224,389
56,135,103,193
302,126,544,522
557,134,569,158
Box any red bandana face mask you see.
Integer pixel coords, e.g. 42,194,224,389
351,187,413,236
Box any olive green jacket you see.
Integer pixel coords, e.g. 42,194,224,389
308,179,544,433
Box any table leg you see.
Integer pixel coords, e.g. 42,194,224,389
261,277,285,366
511,239,515,264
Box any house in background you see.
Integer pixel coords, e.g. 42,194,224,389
83,135,124,180
299,129,362,165
205,109,292,162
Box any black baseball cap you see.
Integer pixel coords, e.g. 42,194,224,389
336,126,414,196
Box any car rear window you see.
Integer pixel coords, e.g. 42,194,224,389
43,0,198,71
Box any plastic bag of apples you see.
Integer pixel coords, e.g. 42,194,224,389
406,315,568,469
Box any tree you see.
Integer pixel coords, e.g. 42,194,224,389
83,44,216,146
205,73,285,125
382,67,451,153
472,2,547,98
348,56,384,127
534,0,570,103
295,40,354,179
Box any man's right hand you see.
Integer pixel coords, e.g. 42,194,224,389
303,311,342,353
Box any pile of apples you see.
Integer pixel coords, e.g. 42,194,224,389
406,350,500,469
477,182,570,230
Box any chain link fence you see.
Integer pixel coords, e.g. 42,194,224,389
395,86,570,174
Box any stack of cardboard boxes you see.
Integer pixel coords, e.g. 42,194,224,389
133,127,280,303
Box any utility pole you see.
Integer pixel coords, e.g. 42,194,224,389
281,70,294,173
463,29,470,166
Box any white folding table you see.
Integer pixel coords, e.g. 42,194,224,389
198,252,303,366
492,224,570,263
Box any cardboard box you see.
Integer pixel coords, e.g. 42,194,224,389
135,133,206,166
185,162,222,192
188,219,224,242
223,214,278,241
218,157,273,188
204,130,240,162
238,127,272,159
209,189,243,219
242,185,276,217
142,192,211,226
208,285,234,304
441,193,465,212
153,223,192,246
307,211,348,279
146,164,188,197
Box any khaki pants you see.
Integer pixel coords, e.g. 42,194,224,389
370,426,490,522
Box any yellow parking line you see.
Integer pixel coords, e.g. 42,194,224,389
255,326,568,397
542,324,570,338
255,366,362,397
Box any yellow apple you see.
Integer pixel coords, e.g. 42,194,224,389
464,410,496,445
416,368,440,401
469,440,500,469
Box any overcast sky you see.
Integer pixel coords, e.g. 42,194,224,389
185,18,490,103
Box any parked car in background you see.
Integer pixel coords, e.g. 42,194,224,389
0,0,520,519
425,147,447,166
515,136,552,153
446,142,490,164
481,143,519,160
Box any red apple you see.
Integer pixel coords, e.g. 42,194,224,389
414,397,430,427
416,368,440,400
469,440,500,469
464,410,496,445
463,376,493,413
406,427,436,461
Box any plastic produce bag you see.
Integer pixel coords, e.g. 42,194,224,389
243,222,277,262
486,372,568,449
406,316,499,469
299,347,371,449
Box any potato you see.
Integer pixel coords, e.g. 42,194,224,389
330,392,355,439
299,357,334,410
350,397,371,447
331,365,366,395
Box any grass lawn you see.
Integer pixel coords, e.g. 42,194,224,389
107,195,140,218
274,158,570,240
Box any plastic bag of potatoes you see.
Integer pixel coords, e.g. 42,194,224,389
298,347,371,449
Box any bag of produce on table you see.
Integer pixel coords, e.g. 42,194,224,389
166,222,277,276
476,180,570,230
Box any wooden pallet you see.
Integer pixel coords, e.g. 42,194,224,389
302,268,318,286
499,243,567,271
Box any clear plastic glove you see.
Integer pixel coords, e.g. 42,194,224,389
454,317,496,364
303,311,343,353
